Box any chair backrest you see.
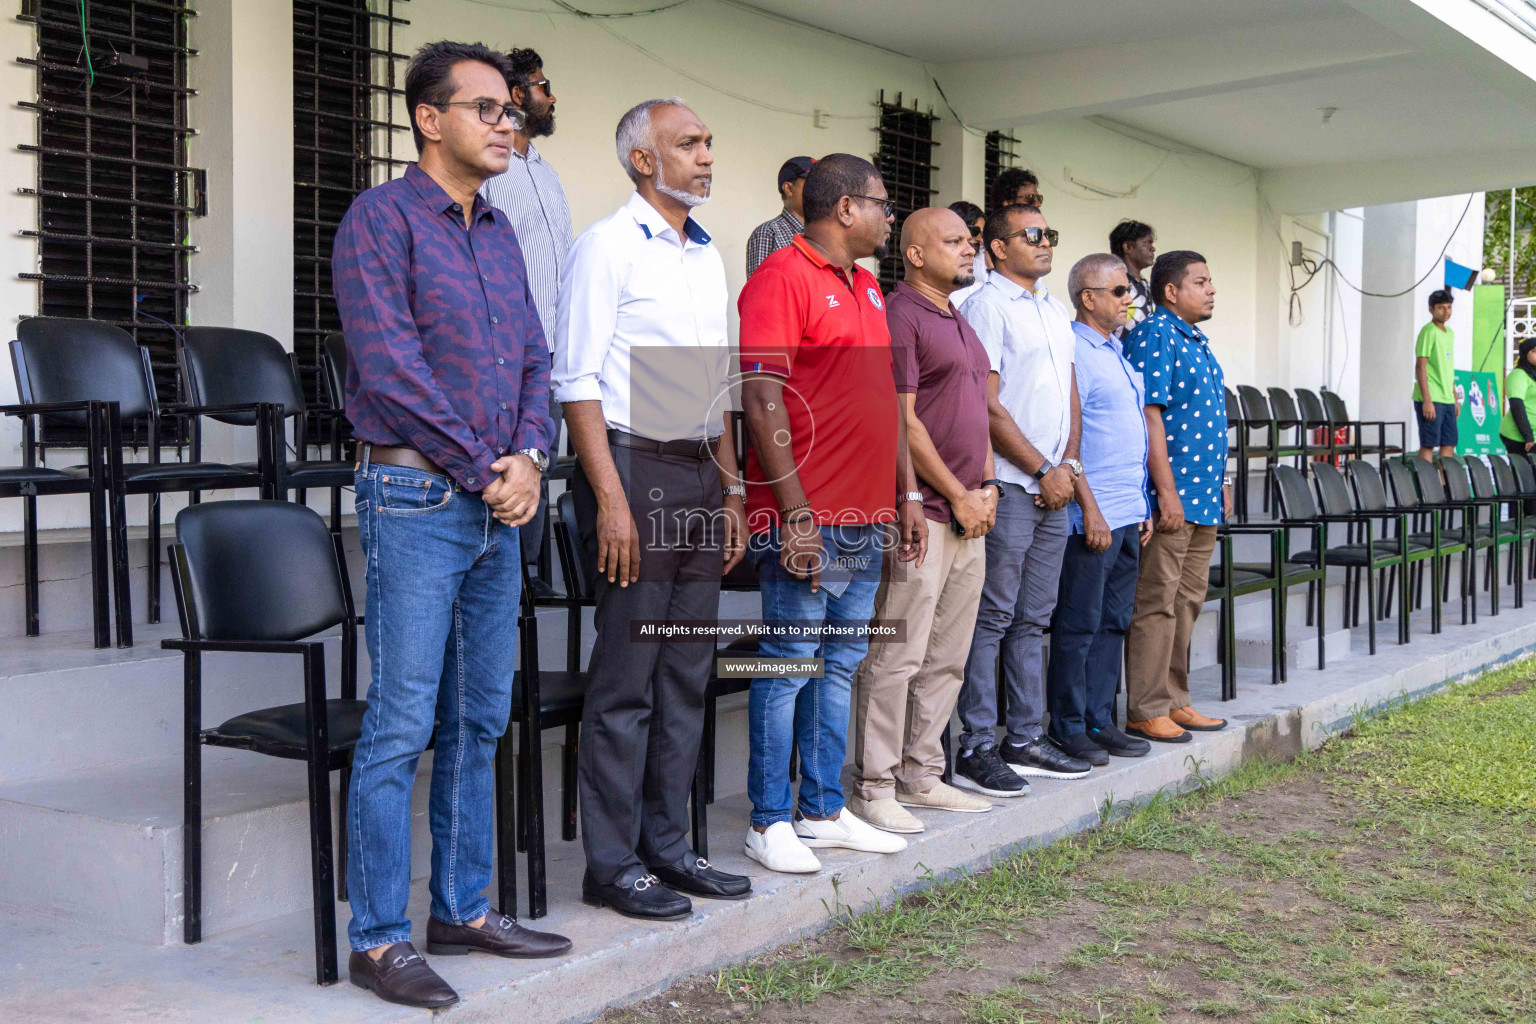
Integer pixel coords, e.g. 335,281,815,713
180,327,307,426
1236,384,1270,423
12,318,154,422
1294,387,1328,427
1490,455,1520,498
171,500,348,641
322,332,348,411
1267,387,1300,427
1347,459,1390,511
1440,457,1474,502
1465,456,1498,500
1321,389,1350,423
554,489,592,603
1272,464,1318,520
1411,458,1449,504
1224,386,1241,423
1510,451,1536,494
1383,459,1421,509
1312,462,1357,516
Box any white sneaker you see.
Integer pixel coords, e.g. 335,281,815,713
793,809,908,854
744,821,821,874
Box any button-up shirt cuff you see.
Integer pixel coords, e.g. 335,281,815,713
459,450,502,494
552,378,602,405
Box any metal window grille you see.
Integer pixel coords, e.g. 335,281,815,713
293,0,410,444
984,129,1019,204
18,0,202,447
872,90,938,293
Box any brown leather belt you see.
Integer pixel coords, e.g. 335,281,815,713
364,443,447,478
607,428,722,461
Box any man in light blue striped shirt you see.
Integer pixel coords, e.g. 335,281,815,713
480,47,572,578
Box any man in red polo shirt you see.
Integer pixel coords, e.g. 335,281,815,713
737,153,926,874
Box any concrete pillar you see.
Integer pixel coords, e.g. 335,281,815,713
1358,202,1418,425
931,118,986,210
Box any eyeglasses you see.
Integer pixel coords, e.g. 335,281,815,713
850,194,896,217
1083,284,1131,298
525,78,551,94
436,101,525,129
997,225,1059,248
1016,192,1045,207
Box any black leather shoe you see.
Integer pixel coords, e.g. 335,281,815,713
1055,731,1111,766
1088,723,1153,758
649,855,751,900
348,942,458,1009
582,870,691,921
426,908,572,958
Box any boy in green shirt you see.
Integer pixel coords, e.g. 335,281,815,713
1413,288,1458,460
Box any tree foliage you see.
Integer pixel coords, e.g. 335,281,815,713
1485,187,1536,297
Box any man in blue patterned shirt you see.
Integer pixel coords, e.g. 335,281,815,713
1120,251,1231,744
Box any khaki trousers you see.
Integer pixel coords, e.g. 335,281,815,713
853,517,986,800
1125,523,1217,722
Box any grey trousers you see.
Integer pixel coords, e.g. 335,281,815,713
957,483,1069,751
573,445,722,886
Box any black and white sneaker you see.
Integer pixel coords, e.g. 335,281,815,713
952,745,1029,798
1002,737,1092,779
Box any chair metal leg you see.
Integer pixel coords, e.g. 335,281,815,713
940,726,953,786
1315,570,1326,670
183,651,202,946
301,648,338,985
1365,562,1377,655
336,763,350,903
106,407,133,648
691,754,709,860
561,723,578,843
148,493,162,624
1272,582,1284,685
1305,580,1315,628
494,729,518,920
703,696,719,804
22,496,39,637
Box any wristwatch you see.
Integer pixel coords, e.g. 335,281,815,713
1031,460,1053,482
515,448,549,474
981,478,1005,501
1063,458,1084,478
900,490,925,504
723,484,746,499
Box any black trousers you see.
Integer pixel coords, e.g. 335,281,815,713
573,444,722,885
1046,525,1140,738
519,392,564,570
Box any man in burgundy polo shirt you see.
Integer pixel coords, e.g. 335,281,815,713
850,207,999,834
737,153,927,874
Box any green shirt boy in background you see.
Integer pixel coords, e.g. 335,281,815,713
1413,288,1458,461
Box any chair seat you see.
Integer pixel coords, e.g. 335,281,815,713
1291,538,1429,567
1208,566,1269,590
511,669,587,715
0,465,76,484
66,461,253,484
235,459,354,483
1231,560,1319,581
204,698,368,759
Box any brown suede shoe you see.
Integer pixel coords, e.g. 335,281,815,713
1170,705,1227,731
348,942,458,1009
426,909,572,959
1125,716,1192,743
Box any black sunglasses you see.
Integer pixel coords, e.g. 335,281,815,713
1083,284,1132,298
525,77,552,94
998,225,1059,248
850,194,896,217
437,100,525,129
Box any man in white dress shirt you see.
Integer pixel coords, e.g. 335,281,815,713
951,203,1095,800
480,47,572,583
553,97,751,922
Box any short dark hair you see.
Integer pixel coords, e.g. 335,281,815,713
948,200,984,225
1150,250,1208,307
1429,288,1455,308
802,153,882,225
982,202,1043,261
404,40,513,153
989,167,1039,211
505,46,544,93
1109,219,1154,260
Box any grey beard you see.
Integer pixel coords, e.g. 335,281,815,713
654,160,710,208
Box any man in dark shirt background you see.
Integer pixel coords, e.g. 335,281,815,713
745,155,814,276
333,40,567,1010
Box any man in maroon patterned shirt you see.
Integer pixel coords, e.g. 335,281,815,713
332,41,566,1010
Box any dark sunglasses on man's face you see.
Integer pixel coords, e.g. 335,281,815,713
438,100,525,129
525,78,552,94
1083,284,1132,298
999,225,1059,248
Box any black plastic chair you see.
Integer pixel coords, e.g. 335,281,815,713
1488,455,1536,604
1462,456,1521,610
1294,388,1338,464
0,396,113,646
1236,385,1302,517
1505,453,1536,577
1344,459,1445,634
12,319,277,645
1441,456,1504,617
1405,457,1477,623
1226,502,1327,681
181,328,354,532
1366,460,1461,633
1206,526,1282,697
163,499,362,986
1323,389,1404,464
1312,461,1422,647
1268,388,1333,467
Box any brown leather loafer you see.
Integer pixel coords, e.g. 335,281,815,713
348,942,458,1009
426,909,572,959
1125,716,1192,743
1170,705,1227,731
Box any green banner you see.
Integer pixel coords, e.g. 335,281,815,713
1455,370,1502,455
1472,283,1507,386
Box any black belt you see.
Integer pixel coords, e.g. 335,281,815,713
364,443,447,478
607,428,721,460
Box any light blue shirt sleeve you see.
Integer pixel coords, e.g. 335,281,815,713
961,293,1006,374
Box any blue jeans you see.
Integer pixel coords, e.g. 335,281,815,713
346,457,519,952
1047,525,1140,738
747,524,883,828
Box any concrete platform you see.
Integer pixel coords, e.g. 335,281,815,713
2,588,1533,1024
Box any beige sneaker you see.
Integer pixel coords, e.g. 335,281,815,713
896,780,992,814
845,794,924,834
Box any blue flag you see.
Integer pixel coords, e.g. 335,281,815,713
1444,258,1478,290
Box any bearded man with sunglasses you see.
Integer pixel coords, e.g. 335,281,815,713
334,41,567,1010
952,204,1094,799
